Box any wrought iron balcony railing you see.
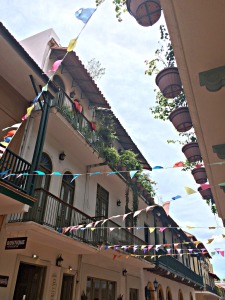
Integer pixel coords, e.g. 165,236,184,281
8,188,154,260
0,148,31,193
156,249,203,286
55,90,105,154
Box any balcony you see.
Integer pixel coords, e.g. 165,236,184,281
0,148,31,194
149,249,203,288
55,91,105,154
205,284,221,296
8,188,154,261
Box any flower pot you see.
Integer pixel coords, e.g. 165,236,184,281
198,187,212,200
155,67,182,99
126,0,161,27
182,142,202,163
169,107,192,132
192,167,207,184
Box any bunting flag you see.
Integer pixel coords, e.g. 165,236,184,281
33,92,42,103
129,170,138,179
149,228,155,233
184,187,197,195
152,166,163,170
200,183,211,190
75,8,96,23
2,123,21,131
133,209,142,218
67,38,78,52
162,201,170,215
171,195,182,200
49,60,62,72
22,104,35,121
173,161,184,168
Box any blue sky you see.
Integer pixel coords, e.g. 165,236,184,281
1,0,224,278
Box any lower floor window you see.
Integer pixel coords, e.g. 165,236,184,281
86,277,115,300
130,288,138,300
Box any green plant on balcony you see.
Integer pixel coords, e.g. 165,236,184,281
95,110,118,147
80,125,93,142
119,150,142,171
61,105,77,126
137,173,156,197
102,147,120,169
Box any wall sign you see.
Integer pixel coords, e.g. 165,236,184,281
5,237,27,250
0,276,9,287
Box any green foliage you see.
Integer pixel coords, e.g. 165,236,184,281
145,25,176,76
86,58,106,81
96,0,127,21
102,147,120,169
119,150,141,171
137,173,156,197
206,199,217,215
150,90,186,120
95,110,118,147
167,131,197,145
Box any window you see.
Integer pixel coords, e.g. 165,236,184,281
58,172,75,227
53,75,65,107
95,184,109,219
60,274,74,300
86,277,115,300
130,288,138,300
36,152,52,190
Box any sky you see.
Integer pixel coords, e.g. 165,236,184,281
0,0,224,278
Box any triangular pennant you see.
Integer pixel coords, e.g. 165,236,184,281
34,170,45,175
89,172,101,176
70,174,80,182
148,245,153,251
171,195,182,200
67,38,78,52
51,172,63,176
184,186,197,195
42,84,48,92
129,170,138,179
107,171,118,175
159,227,167,232
207,238,214,244
149,228,155,233
133,209,143,218
220,251,224,257
2,123,21,131
173,161,184,168
22,104,35,121
200,183,211,190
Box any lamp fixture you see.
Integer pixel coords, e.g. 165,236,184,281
32,254,38,259
56,254,64,267
122,269,127,276
69,266,73,271
117,200,121,207
59,152,66,161
70,91,76,98
153,279,159,291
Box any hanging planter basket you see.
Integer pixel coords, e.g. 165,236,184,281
182,142,202,163
169,107,192,132
198,187,212,200
126,0,161,27
192,167,207,184
155,67,182,99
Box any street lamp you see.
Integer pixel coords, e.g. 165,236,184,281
153,279,159,291
145,279,159,300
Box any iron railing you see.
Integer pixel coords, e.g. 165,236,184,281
0,148,31,193
55,90,105,153
8,188,153,260
156,249,203,286
205,284,220,295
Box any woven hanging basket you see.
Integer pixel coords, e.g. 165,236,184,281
169,107,192,132
126,0,161,27
182,142,202,163
192,167,207,184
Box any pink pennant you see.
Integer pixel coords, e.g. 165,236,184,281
174,243,179,249
50,60,62,72
162,201,170,215
148,245,153,251
159,227,167,232
220,251,224,257
166,248,171,254
200,183,211,190
173,161,184,168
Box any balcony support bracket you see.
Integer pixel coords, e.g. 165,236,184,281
199,65,225,92
212,143,225,159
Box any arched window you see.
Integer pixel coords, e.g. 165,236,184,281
178,290,183,300
158,285,164,300
53,75,65,107
167,287,172,300
36,152,52,191
58,172,75,226
190,292,193,300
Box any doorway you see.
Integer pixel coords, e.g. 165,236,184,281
60,274,74,300
13,263,46,300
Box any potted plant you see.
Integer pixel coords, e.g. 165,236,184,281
191,167,207,184
198,187,213,200
81,291,88,300
145,25,182,99
126,0,161,27
169,106,192,133
102,147,120,169
137,173,156,198
119,150,141,171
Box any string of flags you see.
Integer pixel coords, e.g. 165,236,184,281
0,6,97,162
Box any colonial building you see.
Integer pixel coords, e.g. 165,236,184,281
0,22,220,300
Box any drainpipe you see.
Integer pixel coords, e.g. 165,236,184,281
75,254,83,300
26,76,52,196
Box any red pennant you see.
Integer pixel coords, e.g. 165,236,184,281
220,251,224,257
174,243,179,249
173,161,184,168
74,100,83,113
91,121,96,131
113,255,117,260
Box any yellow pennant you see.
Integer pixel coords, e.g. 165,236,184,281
193,241,201,246
222,234,225,238
149,228,155,233
67,38,78,52
91,228,96,231
207,238,214,244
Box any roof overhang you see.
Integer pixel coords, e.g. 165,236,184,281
160,0,225,224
